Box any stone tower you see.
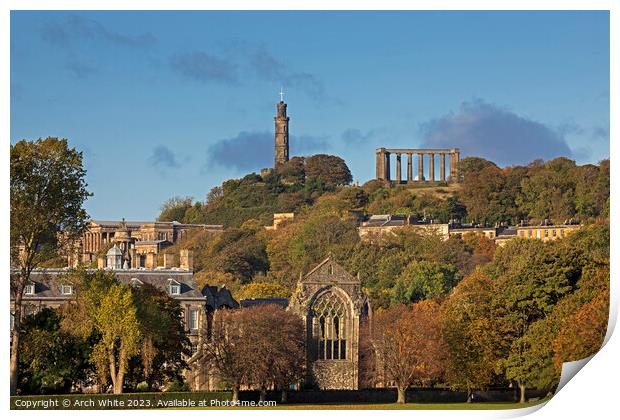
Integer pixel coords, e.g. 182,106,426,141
274,98,290,168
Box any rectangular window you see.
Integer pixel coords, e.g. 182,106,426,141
189,309,199,330
544,230,549,237
169,284,181,295
23,284,35,295
528,230,532,238
552,229,556,237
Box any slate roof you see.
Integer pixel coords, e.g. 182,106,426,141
363,214,408,227
239,298,289,308
11,269,205,301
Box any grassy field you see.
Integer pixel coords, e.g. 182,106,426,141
11,392,549,411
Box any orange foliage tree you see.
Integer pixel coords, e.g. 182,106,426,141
553,288,609,368
372,301,448,403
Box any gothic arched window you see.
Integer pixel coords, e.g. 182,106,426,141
312,292,347,360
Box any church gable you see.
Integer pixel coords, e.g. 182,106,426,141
302,257,359,285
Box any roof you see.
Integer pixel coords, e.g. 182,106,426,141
239,298,289,308
11,269,206,301
135,240,169,246
107,245,123,256
303,256,359,285
363,214,408,227
90,220,224,230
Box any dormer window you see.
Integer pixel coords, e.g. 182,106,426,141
130,278,144,288
167,279,181,295
60,284,73,295
23,284,35,295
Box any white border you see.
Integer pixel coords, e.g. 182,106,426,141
2,2,616,420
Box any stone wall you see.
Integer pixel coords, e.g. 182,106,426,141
312,361,357,390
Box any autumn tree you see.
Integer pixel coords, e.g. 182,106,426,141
372,301,448,403
553,287,609,367
61,270,141,394
441,270,497,402
10,137,91,395
242,305,305,402
199,309,251,401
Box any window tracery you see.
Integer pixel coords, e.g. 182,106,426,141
312,292,347,360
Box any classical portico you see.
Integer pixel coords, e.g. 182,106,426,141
375,148,461,184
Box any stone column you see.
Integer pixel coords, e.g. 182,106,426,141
376,149,384,180
384,152,391,181
417,153,424,181
455,149,460,182
429,153,435,181
407,153,413,182
396,154,402,184
440,153,446,181
449,151,457,182
146,252,157,269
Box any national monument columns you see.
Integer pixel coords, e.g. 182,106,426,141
375,148,460,184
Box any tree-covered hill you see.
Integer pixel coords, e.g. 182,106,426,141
156,154,609,310
159,155,609,229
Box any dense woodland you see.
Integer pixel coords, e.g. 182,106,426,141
12,139,609,400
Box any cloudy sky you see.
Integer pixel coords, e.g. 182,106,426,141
10,11,609,220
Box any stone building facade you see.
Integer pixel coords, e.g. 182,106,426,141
289,257,370,390
74,219,223,268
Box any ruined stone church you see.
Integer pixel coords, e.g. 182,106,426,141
288,257,371,390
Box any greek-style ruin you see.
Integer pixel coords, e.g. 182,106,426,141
375,148,461,184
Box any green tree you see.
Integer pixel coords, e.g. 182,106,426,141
305,154,352,187
516,158,577,222
288,214,359,273
129,283,191,390
276,156,306,184
393,260,458,303
157,196,193,222
441,271,497,402
62,270,141,394
18,308,92,394
10,137,91,395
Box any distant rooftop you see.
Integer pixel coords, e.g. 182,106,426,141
239,298,289,308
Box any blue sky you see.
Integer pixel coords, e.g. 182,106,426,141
10,11,610,220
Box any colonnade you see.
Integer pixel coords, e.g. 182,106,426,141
375,148,460,183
